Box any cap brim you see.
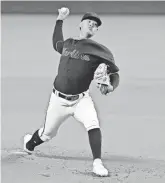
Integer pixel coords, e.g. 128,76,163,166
82,16,102,27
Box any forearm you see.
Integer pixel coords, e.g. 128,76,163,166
52,20,64,52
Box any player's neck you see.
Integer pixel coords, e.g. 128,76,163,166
79,32,90,39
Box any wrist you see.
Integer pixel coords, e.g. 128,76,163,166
56,19,63,23
56,17,64,21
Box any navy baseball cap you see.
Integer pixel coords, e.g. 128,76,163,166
81,12,102,27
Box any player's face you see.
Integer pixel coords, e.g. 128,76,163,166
80,19,99,38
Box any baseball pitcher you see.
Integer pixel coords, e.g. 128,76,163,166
23,7,120,177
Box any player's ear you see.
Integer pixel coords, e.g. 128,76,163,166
79,21,83,30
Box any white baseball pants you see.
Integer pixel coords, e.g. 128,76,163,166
38,89,100,141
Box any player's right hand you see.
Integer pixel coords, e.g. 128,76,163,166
57,7,70,21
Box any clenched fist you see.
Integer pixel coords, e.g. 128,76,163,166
57,7,70,21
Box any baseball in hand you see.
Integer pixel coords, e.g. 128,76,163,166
60,7,69,14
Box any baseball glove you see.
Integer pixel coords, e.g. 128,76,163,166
94,63,114,95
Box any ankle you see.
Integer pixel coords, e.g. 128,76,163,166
93,158,102,165
26,130,44,151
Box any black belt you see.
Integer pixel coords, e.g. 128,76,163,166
53,88,84,101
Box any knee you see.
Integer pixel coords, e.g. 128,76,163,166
88,127,101,135
86,123,100,132
84,118,100,132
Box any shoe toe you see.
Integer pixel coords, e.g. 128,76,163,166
23,134,33,154
93,166,109,177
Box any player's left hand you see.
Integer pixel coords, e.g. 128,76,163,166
98,83,113,95
94,63,114,95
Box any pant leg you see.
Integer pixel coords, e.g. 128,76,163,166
39,92,71,141
73,92,100,131
73,92,102,160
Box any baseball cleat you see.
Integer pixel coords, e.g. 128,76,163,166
93,158,109,177
23,134,33,154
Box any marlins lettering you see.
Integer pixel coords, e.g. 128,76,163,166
62,48,90,61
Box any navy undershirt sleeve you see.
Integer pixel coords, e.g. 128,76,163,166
52,20,64,54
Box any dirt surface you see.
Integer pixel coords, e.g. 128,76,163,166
1,145,165,183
